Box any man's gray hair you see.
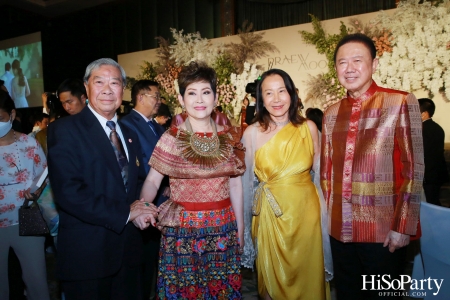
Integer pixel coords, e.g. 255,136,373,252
83,58,127,87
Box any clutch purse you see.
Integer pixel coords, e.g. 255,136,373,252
157,200,183,230
19,198,49,236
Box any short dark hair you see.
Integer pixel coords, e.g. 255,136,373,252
334,33,377,63
33,112,49,124
57,78,87,101
306,107,324,132
131,80,159,106
5,62,10,71
254,68,305,131
156,103,171,118
418,98,435,117
0,89,15,115
178,61,217,97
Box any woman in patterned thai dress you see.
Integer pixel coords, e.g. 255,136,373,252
141,61,245,299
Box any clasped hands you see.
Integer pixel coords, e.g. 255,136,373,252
129,198,160,230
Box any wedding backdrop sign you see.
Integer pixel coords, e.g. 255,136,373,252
118,1,450,142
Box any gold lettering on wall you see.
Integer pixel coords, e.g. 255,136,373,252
267,53,327,71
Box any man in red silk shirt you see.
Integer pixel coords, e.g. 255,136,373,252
321,33,424,299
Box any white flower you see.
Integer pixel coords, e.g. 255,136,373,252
374,0,450,95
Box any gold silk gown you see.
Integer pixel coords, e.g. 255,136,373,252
252,122,327,299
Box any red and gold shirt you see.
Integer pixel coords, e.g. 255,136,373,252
320,81,424,243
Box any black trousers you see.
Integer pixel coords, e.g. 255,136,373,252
330,236,407,300
62,263,142,300
423,183,442,206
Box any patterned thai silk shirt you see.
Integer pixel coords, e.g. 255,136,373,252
320,81,424,243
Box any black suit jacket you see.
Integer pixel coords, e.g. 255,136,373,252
119,110,164,174
245,105,256,125
47,106,147,281
119,110,168,206
422,118,449,185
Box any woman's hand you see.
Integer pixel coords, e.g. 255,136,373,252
238,229,245,253
24,188,40,200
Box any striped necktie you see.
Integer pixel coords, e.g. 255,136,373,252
106,121,128,187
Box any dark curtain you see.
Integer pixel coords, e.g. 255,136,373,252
0,0,221,91
236,0,396,31
0,0,396,91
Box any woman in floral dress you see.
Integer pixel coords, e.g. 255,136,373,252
0,90,49,300
141,61,245,299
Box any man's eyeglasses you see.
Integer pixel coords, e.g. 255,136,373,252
143,94,161,100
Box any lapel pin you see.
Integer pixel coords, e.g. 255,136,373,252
136,157,140,167
128,139,132,143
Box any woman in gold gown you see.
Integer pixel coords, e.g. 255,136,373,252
241,69,332,299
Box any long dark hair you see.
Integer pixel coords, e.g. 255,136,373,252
254,69,305,131
12,60,25,87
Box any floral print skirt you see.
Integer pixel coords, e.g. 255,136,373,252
157,205,242,300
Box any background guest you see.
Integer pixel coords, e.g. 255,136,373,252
245,93,257,125
28,112,49,138
0,89,50,300
419,98,449,206
154,103,172,130
10,60,30,108
119,79,168,300
213,105,232,126
306,107,323,133
0,62,14,96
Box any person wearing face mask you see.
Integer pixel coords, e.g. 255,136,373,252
0,89,50,300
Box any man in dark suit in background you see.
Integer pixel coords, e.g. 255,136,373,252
48,58,158,300
119,79,168,300
120,80,165,176
419,98,449,206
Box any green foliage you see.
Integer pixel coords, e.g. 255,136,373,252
213,55,236,85
125,61,157,90
299,15,349,106
138,61,158,80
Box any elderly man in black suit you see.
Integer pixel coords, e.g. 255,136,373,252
48,58,158,300
419,98,449,206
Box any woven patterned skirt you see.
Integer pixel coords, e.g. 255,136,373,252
157,205,242,300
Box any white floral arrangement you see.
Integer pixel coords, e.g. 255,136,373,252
169,28,222,67
372,0,450,99
230,62,261,118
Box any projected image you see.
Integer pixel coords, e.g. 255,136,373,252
0,32,43,108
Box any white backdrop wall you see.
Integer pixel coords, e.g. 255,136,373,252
118,9,450,143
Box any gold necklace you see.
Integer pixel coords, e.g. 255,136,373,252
177,118,232,169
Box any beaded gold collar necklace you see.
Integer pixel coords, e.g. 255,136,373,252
176,118,231,169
